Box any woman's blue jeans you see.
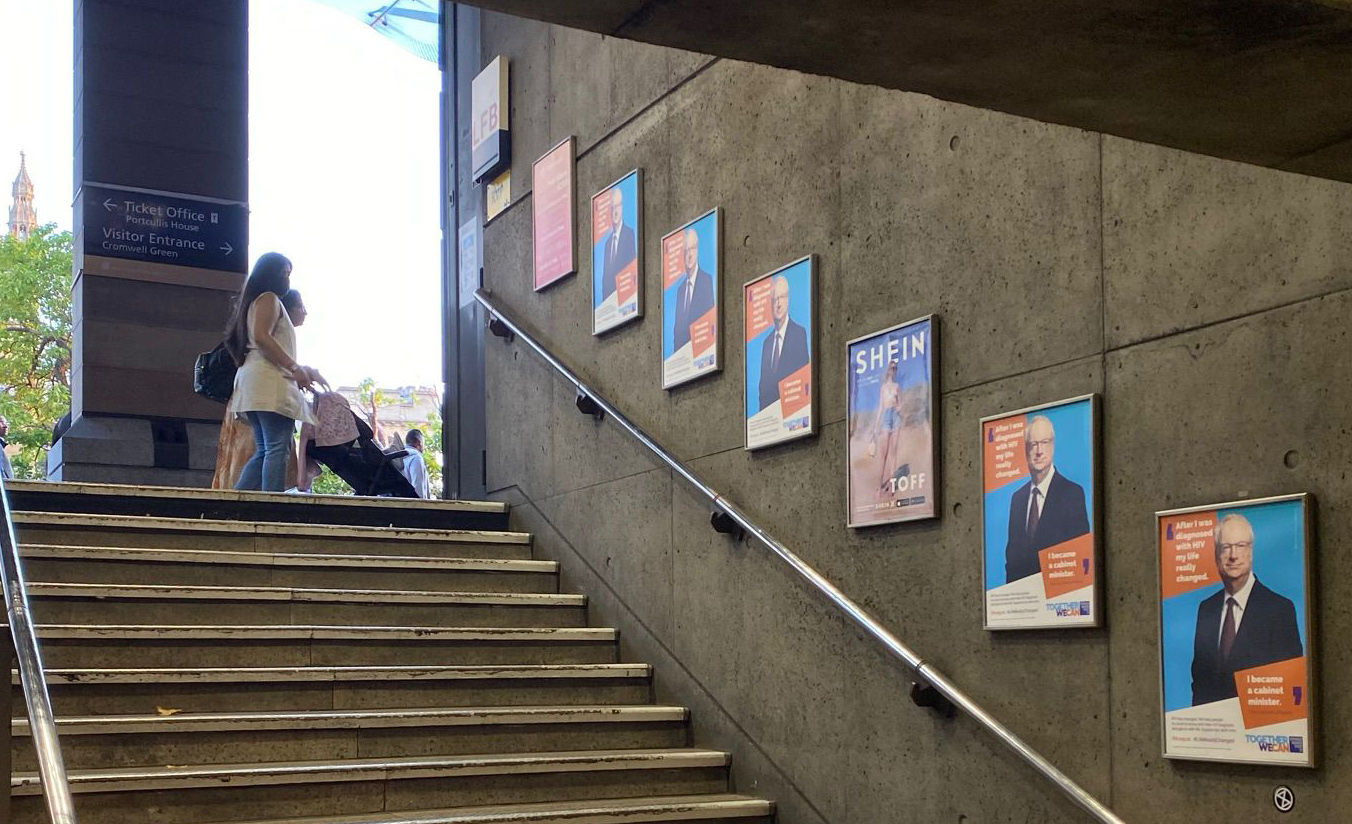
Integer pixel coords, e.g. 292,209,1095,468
235,411,295,492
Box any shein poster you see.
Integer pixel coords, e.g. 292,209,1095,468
744,255,814,450
591,169,643,334
531,137,575,291
846,316,938,527
1157,494,1315,767
981,394,1098,629
661,208,721,388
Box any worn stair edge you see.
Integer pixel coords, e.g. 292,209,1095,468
20,544,557,572
15,663,651,685
3,479,508,514
25,582,584,606
11,624,616,641
227,793,772,824
10,748,731,794
14,705,688,736
12,510,531,544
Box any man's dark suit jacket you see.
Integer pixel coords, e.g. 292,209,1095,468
671,268,714,352
757,318,809,412
600,222,637,300
1004,470,1090,583
1191,578,1303,706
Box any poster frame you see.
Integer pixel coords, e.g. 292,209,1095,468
978,392,1100,630
531,135,576,292
844,314,942,529
1154,492,1316,767
660,206,723,390
590,168,644,336
742,254,817,452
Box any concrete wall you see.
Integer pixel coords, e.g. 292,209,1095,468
477,15,1352,823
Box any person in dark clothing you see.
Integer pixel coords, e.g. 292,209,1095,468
1004,415,1090,583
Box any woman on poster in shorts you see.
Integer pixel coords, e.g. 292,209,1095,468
871,360,903,499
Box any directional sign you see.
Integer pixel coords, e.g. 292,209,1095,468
82,183,248,273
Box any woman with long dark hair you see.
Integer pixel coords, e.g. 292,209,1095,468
225,253,325,491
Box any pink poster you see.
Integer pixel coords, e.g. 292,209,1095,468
532,137,575,291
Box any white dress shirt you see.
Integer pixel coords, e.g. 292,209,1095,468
1216,571,1257,647
401,447,430,499
1025,465,1056,527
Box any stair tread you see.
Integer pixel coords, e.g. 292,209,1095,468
3,479,508,514
25,581,584,605
20,543,557,571
16,624,616,640
16,663,651,685
14,704,688,734
227,793,771,824
10,748,731,793
12,510,531,544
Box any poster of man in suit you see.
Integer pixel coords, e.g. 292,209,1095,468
744,256,814,450
661,208,720,388
591,170,642,334
981,396,1098,629
1158,495,1314,766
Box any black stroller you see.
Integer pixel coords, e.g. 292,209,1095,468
305,409,419,498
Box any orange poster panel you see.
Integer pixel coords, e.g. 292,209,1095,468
1159,510,1220,600
1039,534,1094,599
982,416,1028,493
778,363,812,417
745,280,774,342
591,190,612,245
661,232,685,289
1236,657,1308,730
690,307,717,357
615,260,638,304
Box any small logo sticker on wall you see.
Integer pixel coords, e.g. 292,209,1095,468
1273,785,1295,813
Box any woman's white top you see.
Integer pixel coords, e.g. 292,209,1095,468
228,294,315,425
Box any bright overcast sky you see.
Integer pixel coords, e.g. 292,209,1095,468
0,0,443,391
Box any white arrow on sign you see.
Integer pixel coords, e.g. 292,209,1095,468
220,242,233,255
102,198,117,212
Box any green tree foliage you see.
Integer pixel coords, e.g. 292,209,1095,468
0,225,72,478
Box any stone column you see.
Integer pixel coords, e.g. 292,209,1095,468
52,0,249,486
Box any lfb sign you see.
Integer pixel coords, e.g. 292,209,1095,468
471,56,510,182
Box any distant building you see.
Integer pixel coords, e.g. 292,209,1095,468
335,384,441,448
8,152,37,239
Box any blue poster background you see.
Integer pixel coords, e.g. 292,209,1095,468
744,257,812,419
661,210,718,359
1161,498,1307,713
847,319,932,416
982,398,1095,591
591,170,640,310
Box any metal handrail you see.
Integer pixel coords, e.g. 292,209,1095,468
475,288,1126,824
1,472,78,823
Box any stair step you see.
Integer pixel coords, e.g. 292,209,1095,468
12,511,533,560
9,750,734,824
3,479,510,530
12,706,691,770
10,748,730,794
25,582,586,627
28,624,619,668
20,544,558,593
17,664,654,714
228,793,772,824
17,704,688,735
25,663,651,685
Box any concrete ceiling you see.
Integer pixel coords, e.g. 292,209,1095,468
464,0,1352,183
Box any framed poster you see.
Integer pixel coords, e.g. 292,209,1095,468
1157,493,1315,766
980,394,1098,629
846,316,938,528
661,208,721,388
531,136,575,291
591,169,643,335
744,255,815,450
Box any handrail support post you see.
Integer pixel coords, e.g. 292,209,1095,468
710,509,744,540
910,677,955,718
575,392,604,421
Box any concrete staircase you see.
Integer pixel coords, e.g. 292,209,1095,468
6,481,773,824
